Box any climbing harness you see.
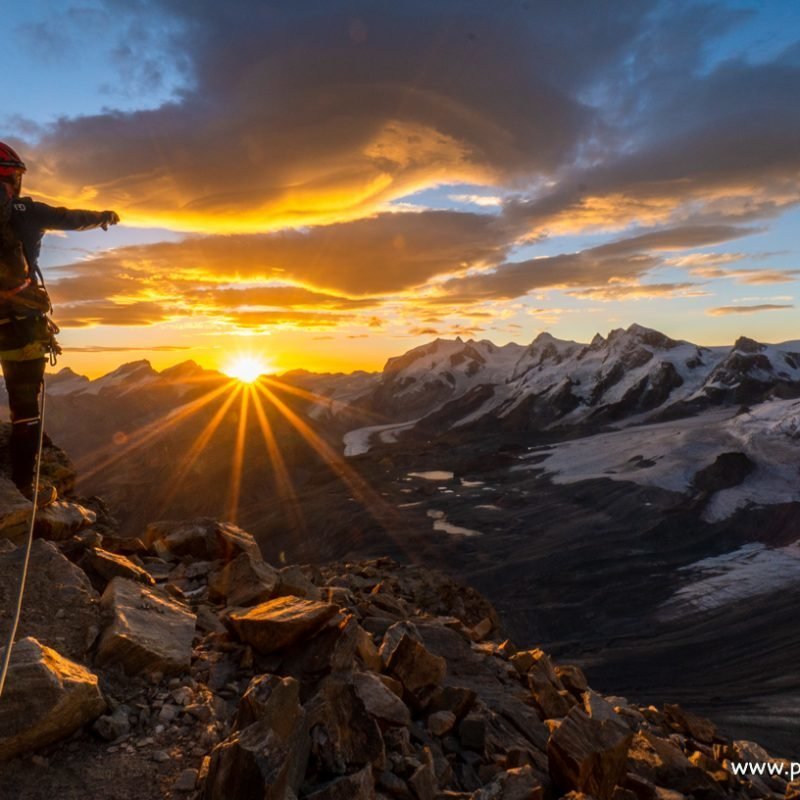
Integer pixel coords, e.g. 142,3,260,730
0,376,48,699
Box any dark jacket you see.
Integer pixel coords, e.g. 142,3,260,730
10,196,110,280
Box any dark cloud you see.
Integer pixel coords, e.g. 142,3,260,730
27,1,659,228
434,225,753,301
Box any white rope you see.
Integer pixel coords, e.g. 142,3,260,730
0,380,47,698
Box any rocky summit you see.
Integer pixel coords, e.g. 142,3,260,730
0,426,798,799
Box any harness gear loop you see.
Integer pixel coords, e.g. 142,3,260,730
0,376,48,698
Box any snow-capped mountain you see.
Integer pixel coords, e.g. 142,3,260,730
342,324,800,450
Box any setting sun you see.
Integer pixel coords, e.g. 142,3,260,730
223,354,271,383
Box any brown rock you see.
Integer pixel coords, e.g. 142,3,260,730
228,595,338,654
0,476,34,542
306,675,386,773
204,677,308,800
82,546,155,589
662,704,716,745
0,539,100,660
386,634,447,694
235,674,303,730
626,731,724,798
277,612,359,689
476,765,544,800
528,651,574,720
144,518,261,562
409,760,438,800
556,664,589,697
208,553,279,607
353,670,412,727
469,617,493,642
305,765,375,799
96,577,196,676
548,706,633,800
275,563,321,600
428,710,457,736
355,626,382,671
34,501,96,541
0,637,106,761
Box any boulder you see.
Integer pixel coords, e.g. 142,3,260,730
385,633,447,694
0,476,34,542
305,675,386,774
34,501,96,541
548,706,633,800
0,539,100,659
526,650,574,720
275,564,321,600
305,765,375,799
95,577,196,676
82,547,155,589
278,612,359,690
353,670,412,727
144,518,261,562
626,731,724,798
234,673,304,730
0,637,106,761
204,676,308,800
662,704,716,744
228,596,338,655
208,553,279,607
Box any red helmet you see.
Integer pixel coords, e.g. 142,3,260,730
0,141,26,178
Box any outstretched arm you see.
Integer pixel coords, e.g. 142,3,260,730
29,201,120,232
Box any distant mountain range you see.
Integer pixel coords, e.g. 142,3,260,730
2,324,800,752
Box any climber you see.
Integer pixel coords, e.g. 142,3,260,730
0,141,120,506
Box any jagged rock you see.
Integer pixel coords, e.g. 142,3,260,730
275,564,322,600
0,637,106,761
353,670,412,727
33,500,97,541
204,676,308,800
626,731,725,798
0,475,34,541
692,452,754,494
96,577,196,676
662,704,716,744
228,596,338,655
428,710,456,736
174,768,199,793
525,649,575,720
428,685,477,722
355,625,382,671
305,765,375,799
379,620,422,666
144,518,261,562
556,665,589,697
473,765,544,799
385,633,447,695
305,675,386,774
82,546,155,589
235,673,303,730
208,552,279,607
0,539,100,659
583,692,628,728
548,706,633,800
458,714,486,752
409,758,438,800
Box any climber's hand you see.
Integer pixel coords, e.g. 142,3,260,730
100,211,120,231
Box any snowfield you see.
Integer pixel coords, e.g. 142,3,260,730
518,399,800,521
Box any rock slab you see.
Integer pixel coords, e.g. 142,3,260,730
96,577,196,675
0,637,106,761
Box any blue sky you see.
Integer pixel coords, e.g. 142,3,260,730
3,0,799,375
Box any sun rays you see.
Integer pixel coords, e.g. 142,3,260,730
74,368,398,537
